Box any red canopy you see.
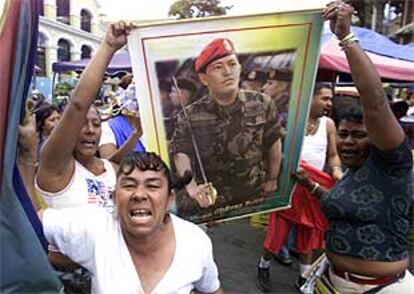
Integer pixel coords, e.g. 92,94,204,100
320,39,414,81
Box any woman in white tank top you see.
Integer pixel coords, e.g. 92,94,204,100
34,30,132,209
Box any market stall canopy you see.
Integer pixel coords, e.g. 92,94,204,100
320,26,414,81
52,51,131,74
53,26,413,81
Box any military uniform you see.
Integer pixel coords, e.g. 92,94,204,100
266,69,292,128
171,89,282,217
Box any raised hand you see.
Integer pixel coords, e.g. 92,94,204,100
322,1,353,40
105,21,136,51
18,112,38,156
127,114,143,137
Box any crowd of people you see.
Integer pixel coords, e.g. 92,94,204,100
16,1,413,293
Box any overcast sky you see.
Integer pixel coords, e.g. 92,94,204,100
99,0,329,21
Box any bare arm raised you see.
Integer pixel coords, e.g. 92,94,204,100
323,2,404,150
37,21,135,192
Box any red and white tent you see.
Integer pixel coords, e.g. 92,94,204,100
319,27,414,81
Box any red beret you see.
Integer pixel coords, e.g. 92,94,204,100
195,38,236,73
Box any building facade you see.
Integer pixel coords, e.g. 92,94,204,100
37,0,105,77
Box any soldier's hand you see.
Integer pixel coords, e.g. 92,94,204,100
261,179,278,195
186,183,213,208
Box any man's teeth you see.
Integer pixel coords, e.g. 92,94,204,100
130,209,151,217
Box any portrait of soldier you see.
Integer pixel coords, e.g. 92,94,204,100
262,68,293,128
170,38,283,219
241,69,267,92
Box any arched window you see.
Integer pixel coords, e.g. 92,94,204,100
36,32,47,76
81,9,92,32
81,45,92,59
57,39,71,62
56,0,70,25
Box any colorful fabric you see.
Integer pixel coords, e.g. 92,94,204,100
277,161,335,230
0,0,62,291
264,214,325,254
263,161,334,254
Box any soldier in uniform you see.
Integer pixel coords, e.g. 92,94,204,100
262,69,293,128
165,78,198,140
241,69,267,92
171,38,283,218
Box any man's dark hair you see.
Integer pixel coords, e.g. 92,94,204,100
313,82,333,96
117,152,192,192
391,100,409,120
338,105,364,125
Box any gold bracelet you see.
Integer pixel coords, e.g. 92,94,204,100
340,37,359,50
310,182,320,194
339,32,359,48
339,32,354,43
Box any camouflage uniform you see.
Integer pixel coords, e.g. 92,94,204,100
171,89,282,217
273,92,290,128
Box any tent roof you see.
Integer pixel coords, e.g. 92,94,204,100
320,26,414,81
52,51,131,73
322,26,414,62
52,26,414,81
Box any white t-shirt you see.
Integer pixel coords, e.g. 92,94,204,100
43,209,220,294
35,159,116,212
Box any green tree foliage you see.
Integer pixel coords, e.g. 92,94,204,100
168,0,232,19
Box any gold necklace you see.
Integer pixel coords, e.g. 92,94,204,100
306,118,320,135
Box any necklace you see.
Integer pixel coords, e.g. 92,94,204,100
306,118,320,135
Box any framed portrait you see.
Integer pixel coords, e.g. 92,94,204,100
128,9,324,224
